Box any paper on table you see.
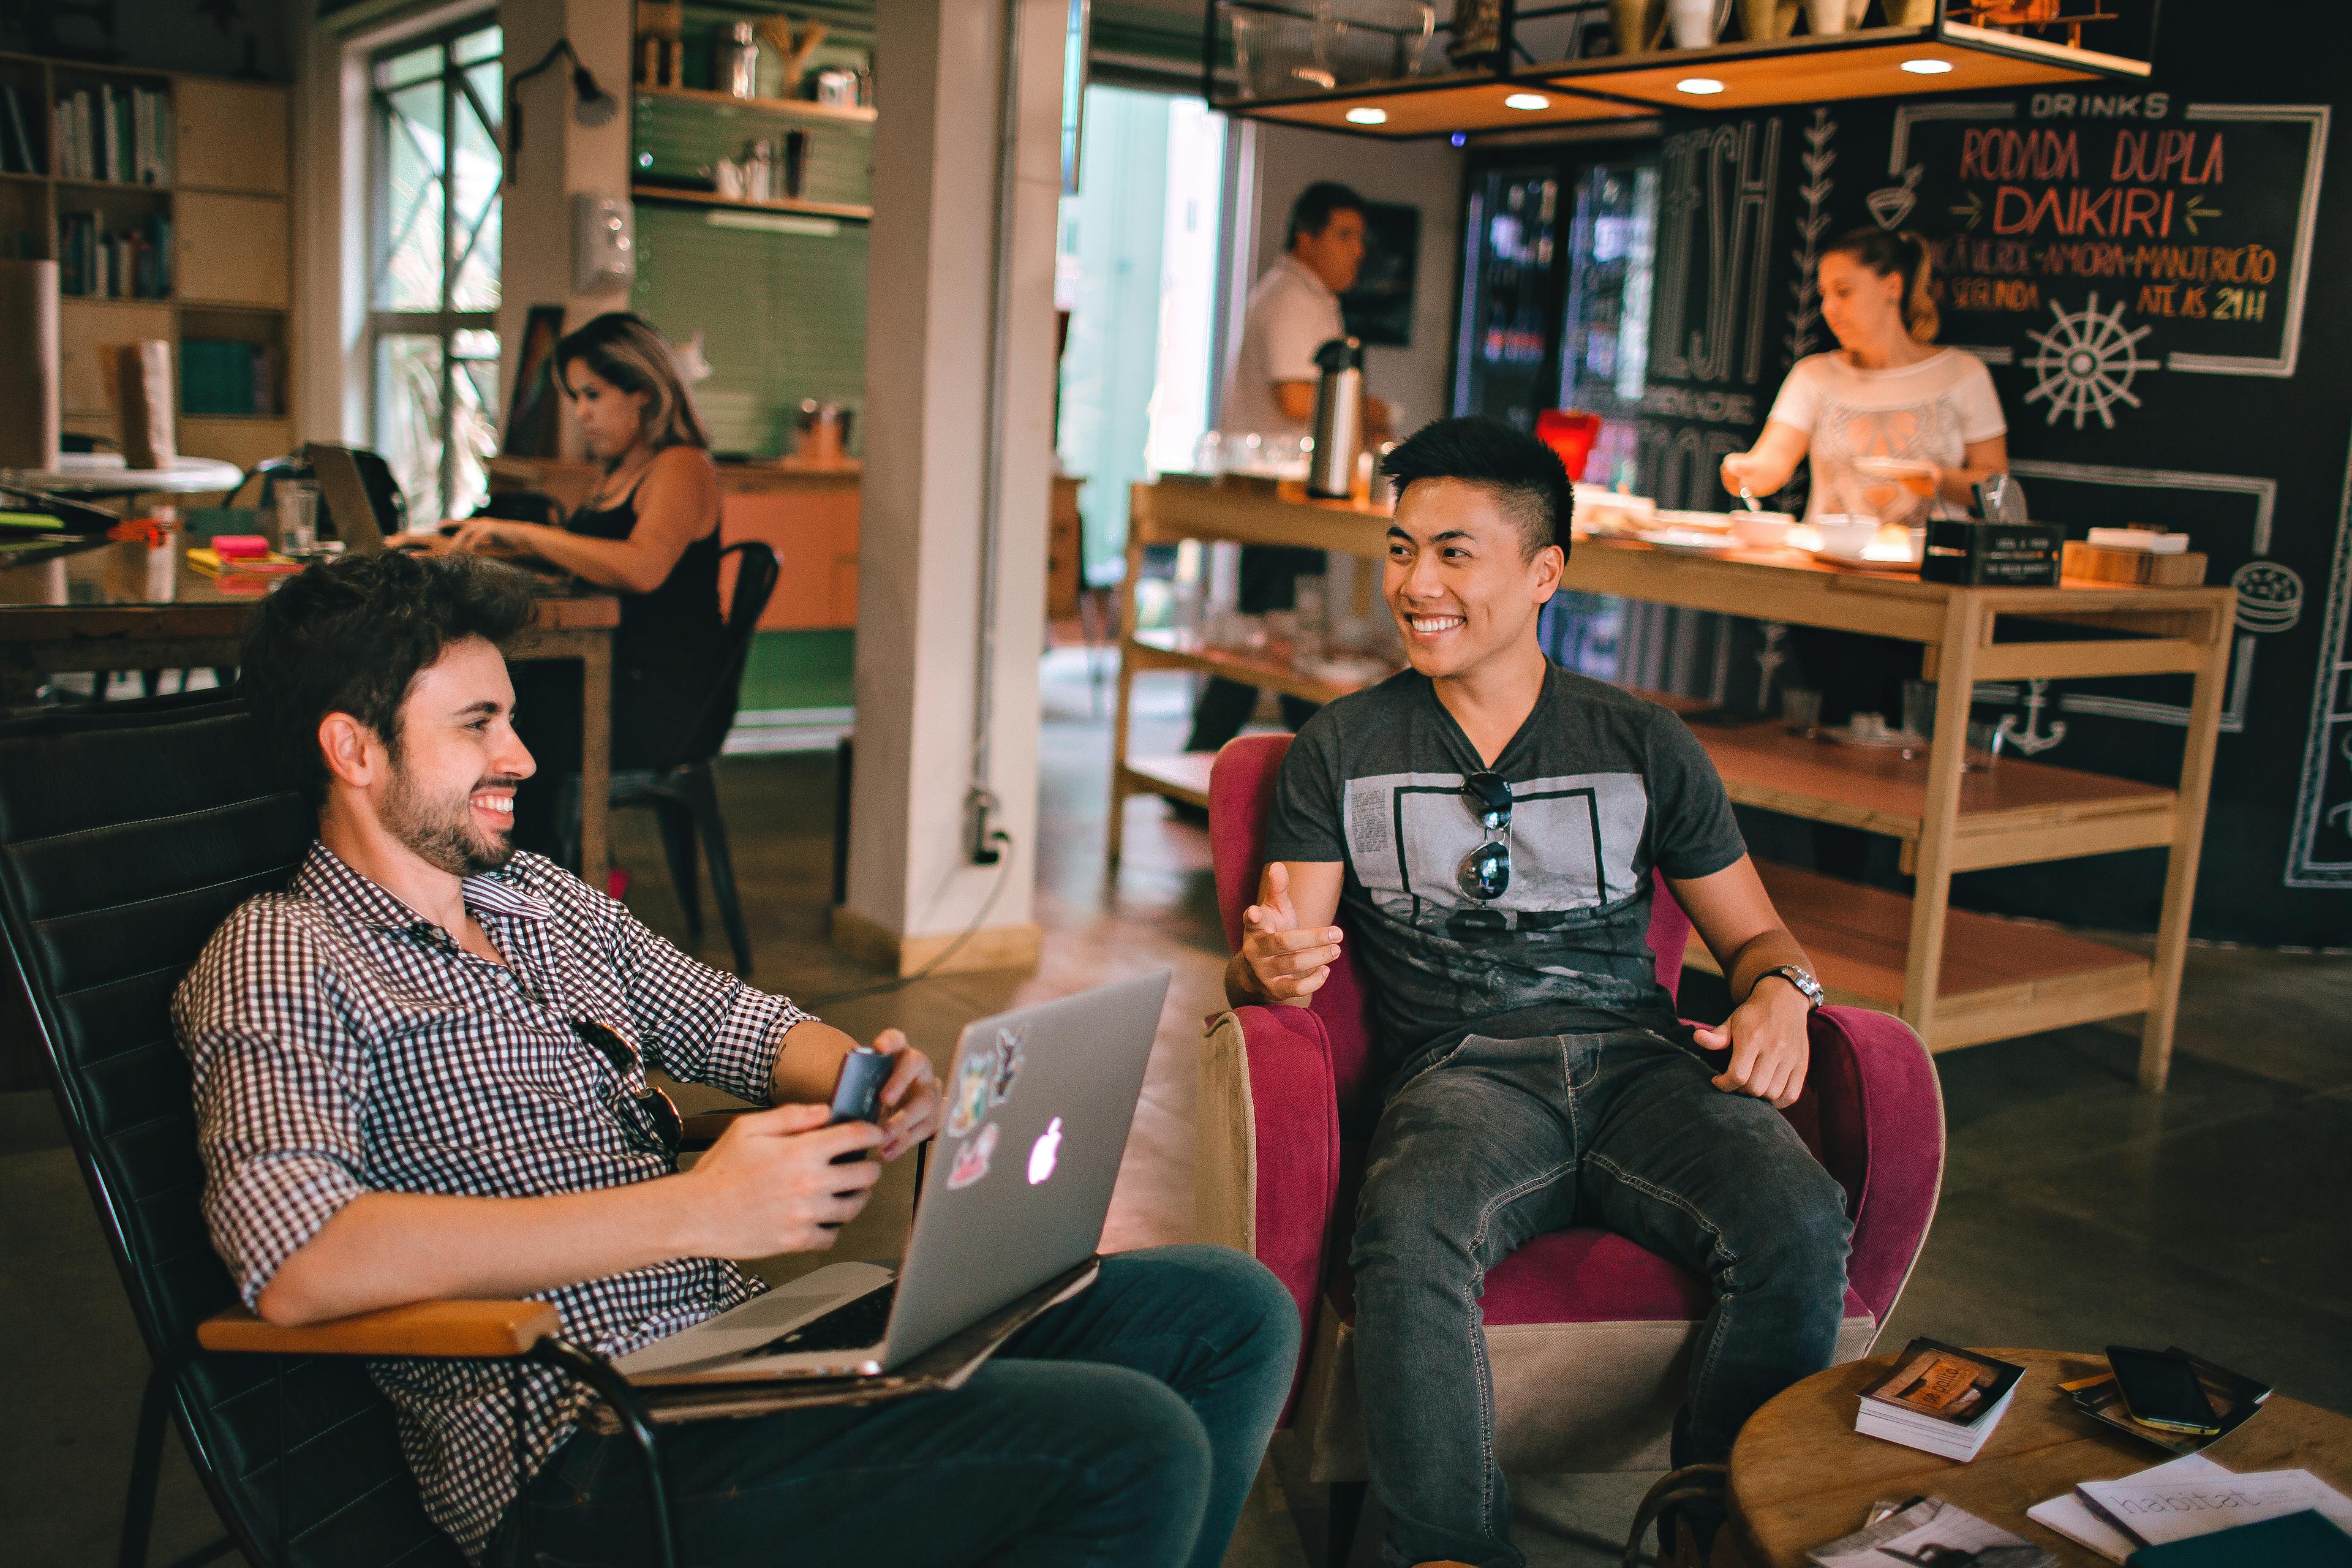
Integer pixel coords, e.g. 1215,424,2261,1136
1806,1497,2052,1567
2078,1467,2352,1548
2029,1455,2233,1564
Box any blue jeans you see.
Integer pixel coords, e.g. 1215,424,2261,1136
492,1245,1298,1567
1351,1030,1852,1568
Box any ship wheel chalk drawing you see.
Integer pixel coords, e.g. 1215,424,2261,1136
2022,293,2160,430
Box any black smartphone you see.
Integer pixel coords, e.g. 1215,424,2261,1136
2106,1346,2220,1434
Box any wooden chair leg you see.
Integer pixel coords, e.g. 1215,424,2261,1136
1327,1479,1367,1568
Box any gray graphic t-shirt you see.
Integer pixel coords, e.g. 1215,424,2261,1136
1265,665,1746,1071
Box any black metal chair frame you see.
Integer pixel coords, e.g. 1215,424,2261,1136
0,693,679,1568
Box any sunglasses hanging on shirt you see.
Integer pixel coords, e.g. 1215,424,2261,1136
571,1019,684,1164
1446,770,1515,939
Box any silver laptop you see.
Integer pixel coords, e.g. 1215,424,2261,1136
306,444,392,555
615,968,1172,1382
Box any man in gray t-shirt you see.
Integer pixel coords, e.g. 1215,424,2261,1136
1267,662,1746,1076
1228,418,1851,1568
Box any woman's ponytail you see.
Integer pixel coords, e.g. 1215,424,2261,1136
1902,231,1940,344
1825,225,1941,345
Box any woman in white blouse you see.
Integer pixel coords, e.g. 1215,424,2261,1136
1722,228,2008,527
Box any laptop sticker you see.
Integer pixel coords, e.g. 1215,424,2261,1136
947,1047,994,1138
946,1121,998,1189
989,1025,1028,1106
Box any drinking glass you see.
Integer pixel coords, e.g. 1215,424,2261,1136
1902,679,1936,740
1782,687,1822,737
275,482,319,554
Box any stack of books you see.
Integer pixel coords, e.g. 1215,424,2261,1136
1853,1339,2024,1461
58,209,172,299
48,83,173,184
181,339,282,417
2032,1452,2352,1564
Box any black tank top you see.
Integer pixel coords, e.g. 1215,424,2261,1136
566,454,726,767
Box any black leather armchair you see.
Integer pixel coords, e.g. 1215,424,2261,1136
0,693,674,1568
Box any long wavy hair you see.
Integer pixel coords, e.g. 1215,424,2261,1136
1823,227,1941,345
554,312,711,462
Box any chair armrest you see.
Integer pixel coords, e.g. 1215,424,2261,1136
1803,1006,1945,1325
1200,1005,1343,1366
681,1109,753,1150
198,1299,562,1359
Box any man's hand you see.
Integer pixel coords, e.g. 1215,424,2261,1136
683,1103,884,1256
869,1028,940,1161
1692,979,1812,1109
1240,861,1344,1005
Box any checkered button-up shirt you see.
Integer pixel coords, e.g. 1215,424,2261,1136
173,843,813,1558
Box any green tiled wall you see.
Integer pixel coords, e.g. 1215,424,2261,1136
741,628,856,712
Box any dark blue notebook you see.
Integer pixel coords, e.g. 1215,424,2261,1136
2127,1510,2352,1567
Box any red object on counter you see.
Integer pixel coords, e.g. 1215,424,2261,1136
212,534,270,559
1536,409,1602,481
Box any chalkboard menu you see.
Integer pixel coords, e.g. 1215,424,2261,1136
1630,10,2349,944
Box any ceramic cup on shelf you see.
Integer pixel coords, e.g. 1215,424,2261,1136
1668,0,1732,48
1736,0,1800,37
1801,0,1856,34
1608,0,1666,53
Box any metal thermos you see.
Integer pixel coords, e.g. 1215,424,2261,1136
1306,336,1365,499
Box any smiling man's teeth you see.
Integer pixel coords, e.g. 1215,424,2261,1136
1410,615,1464,633
473,794,514,815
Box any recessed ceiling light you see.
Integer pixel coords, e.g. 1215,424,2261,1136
1900,57,1954,74
1504,92,1550,110
1345,106,1389,124
1676,76,1726,94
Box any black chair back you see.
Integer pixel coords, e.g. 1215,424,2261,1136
0,695,464,1567
669,540,779,769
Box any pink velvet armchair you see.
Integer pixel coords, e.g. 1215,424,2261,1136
1194,734,1945,1558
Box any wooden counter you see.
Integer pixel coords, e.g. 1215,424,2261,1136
1118,479,2236,1087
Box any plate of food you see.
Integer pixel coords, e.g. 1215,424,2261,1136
1638,526,1741,556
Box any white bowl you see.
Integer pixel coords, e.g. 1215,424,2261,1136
1730,511,1796,548
1810,513,1882,554
1651,508,1733,530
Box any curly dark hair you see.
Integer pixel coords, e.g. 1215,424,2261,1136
1379,416,1574,559
239,552,537,806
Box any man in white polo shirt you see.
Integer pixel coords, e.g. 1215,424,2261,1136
1188,181,1391,755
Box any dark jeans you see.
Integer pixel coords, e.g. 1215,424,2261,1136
1351,1030,1851,1568
491,1245,1298,1568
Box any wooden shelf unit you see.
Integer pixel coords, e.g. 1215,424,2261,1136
1207,14,2150,139
1118,480,2235,1088
629,183,873,224
1,51,295,477
633,83,876,126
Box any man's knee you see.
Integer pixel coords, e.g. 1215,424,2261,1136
1725,1156,1850,1300
1071,1368,1216,1514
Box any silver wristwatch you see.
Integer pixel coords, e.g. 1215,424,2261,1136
1757,964,1823,1011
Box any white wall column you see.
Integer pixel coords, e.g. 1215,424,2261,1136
837,0,1065,974
496,0,633,448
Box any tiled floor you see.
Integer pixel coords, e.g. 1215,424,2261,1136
3,652,2346,1566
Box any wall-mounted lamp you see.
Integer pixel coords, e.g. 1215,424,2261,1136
505,38,618,183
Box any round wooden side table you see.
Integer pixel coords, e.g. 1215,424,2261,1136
1726,1348,2352,1568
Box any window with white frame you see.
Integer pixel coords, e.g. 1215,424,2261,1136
369,18,502,524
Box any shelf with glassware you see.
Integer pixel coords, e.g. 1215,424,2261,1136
1205,0,2151,137
629,69,873,225
1116,477,2233,1088
0,51,295,475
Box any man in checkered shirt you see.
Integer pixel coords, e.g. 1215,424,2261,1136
175,552,1298,1566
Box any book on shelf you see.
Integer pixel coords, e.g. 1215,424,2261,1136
58,208,171,299
48,83,170,184
0,83,37,174
181,339,279,418
1853,1340,2025,1461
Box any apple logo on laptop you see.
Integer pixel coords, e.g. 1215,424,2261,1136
1028,1117,1063,1185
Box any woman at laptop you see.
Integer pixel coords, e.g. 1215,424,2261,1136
415,311,729,854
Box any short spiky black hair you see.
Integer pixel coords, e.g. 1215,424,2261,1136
1287,181,1367,249
1380,417,1573,559
240,552,537,806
